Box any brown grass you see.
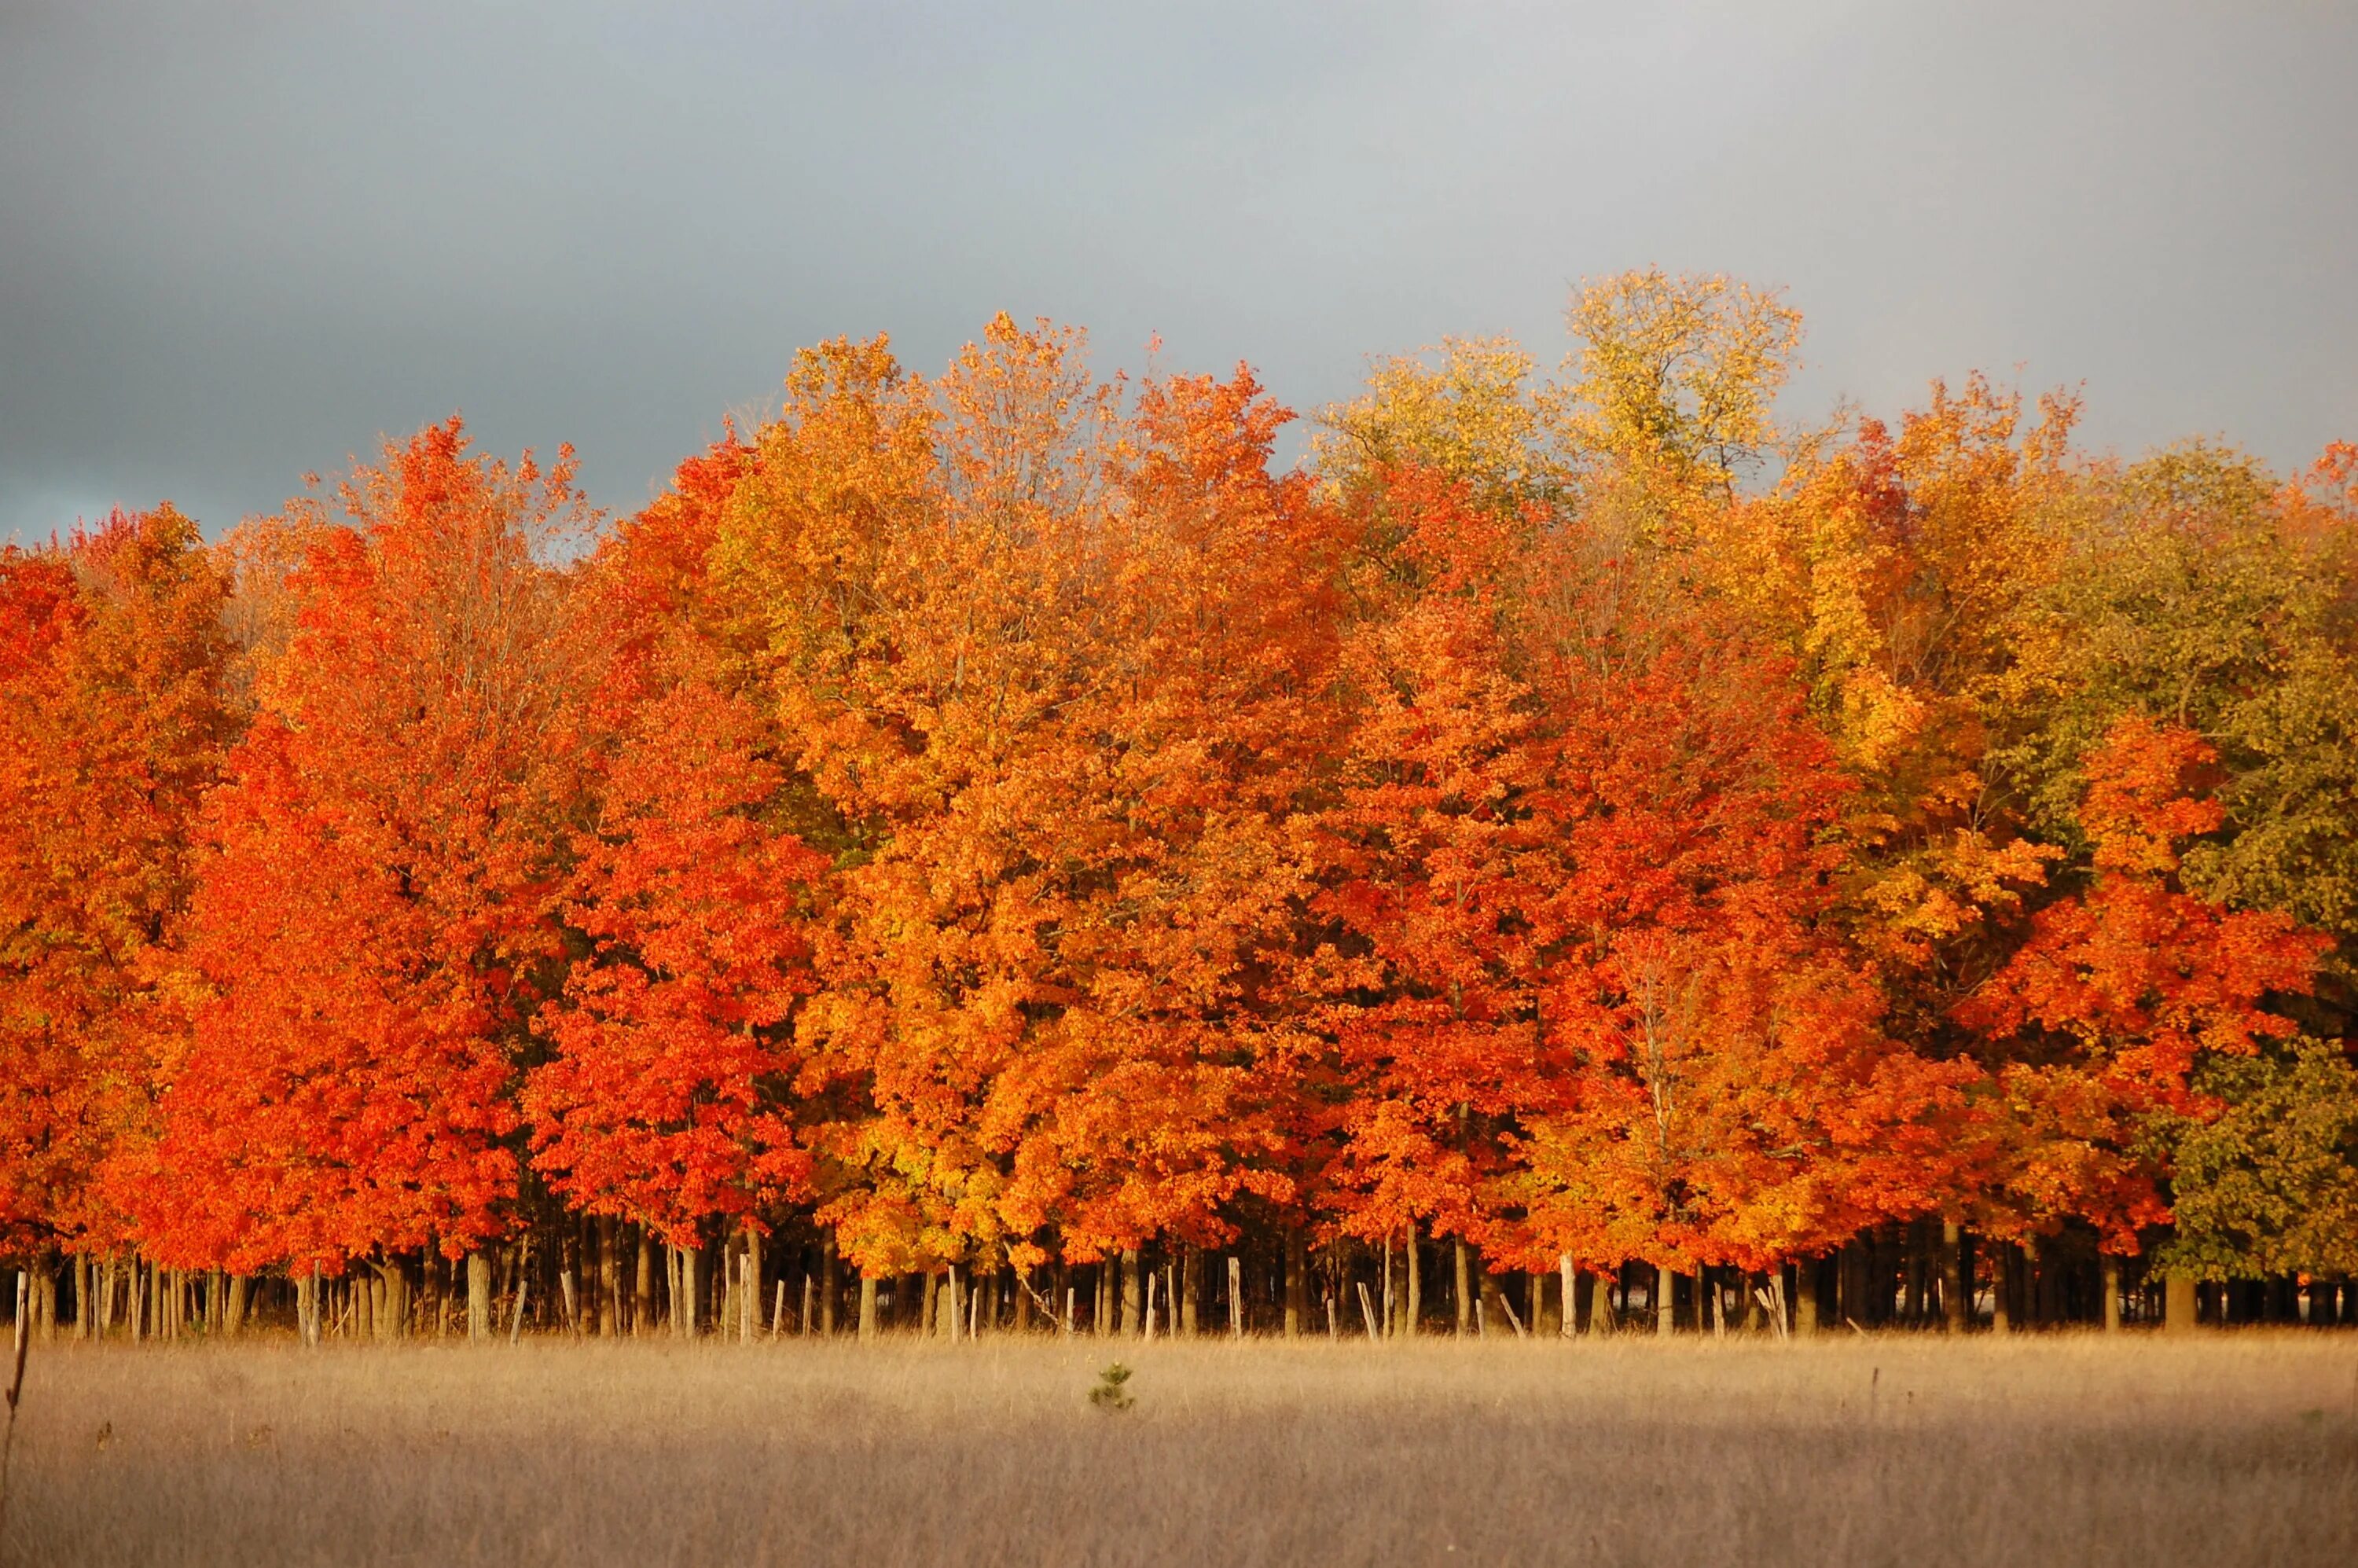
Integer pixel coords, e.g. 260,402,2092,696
7,1331,2355,1566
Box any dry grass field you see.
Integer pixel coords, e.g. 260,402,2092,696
5,1333,2354,1566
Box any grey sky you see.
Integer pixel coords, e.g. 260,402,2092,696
4,1,2353,544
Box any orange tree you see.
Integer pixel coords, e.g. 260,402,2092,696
151,421,592,1294
0,508,235,1268
718,321,1341,1298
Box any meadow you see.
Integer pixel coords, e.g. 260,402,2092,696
6,1333,2354,1566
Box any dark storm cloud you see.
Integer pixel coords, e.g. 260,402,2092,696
3,1,2353,543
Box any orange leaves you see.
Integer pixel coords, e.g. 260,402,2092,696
1306,460,1962,1274
719,321,1335,1274
2077,717,2226,875
0,507,233,1254
6,301,2346,1297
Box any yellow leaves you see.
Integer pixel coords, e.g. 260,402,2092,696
1855,828,2056,962
1562,266,1802,492
1313,336,1566,511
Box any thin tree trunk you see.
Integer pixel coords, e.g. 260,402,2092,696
2022,1236,2044,1328
1405,1224,1423,1337
1794,1258,1820,1337
857,1271,878,1342
1559,1255,1578,1338
468,1250,492,1341
1991,1243,2014,1335
1941,1222,1967,1332
743,1227,762,1344
1180,1247,1200,1337
634,1228,653,1336
598,1217,619,1338
2101,1253,2123,1331
225,1274,248,1338
1453,1239,1472,1336
1901,1221,1926,1325
1284,1230,1307,1338
1228,1254,1243,1338
1119,1248,1140,1337
1656,1264,1675,1337
821,1233,840,1337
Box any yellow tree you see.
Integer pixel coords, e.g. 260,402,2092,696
1562,266,1802,499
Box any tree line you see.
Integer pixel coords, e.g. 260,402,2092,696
6,271,2356,1346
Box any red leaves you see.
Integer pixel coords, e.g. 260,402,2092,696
1310,464,1965,1274
1955,718,2330,1244
525,681,825,1245
151,421,588,1269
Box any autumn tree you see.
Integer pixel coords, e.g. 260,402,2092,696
1956,718,2331,1322
152,420,593,1332
523,432,833,1335
0,508,235,1326
718,321,1342,1334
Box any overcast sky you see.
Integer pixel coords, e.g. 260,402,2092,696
4,1,2353,543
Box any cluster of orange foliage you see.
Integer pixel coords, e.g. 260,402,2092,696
2,299,2347,1302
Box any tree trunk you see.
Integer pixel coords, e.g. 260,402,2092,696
1655,1264,1675,1338
857,1271,878,1341
597,1217,619,1338
2165,1272,2198,1332
224,1273,249,1338
1228,1254,1243,1338
821,1232,840,1336
73,1255,90,1340
1453,1238,1472,1336
1559,1256,1578,1338
1180,1247,1200,1337
1990,1243,2014,1335
632,1228,653,1336
1794,1258,1820,1337
1284,1230,1307,1338
467,1250,491,1341
742,1227,762,1344
1477,1269,1504,1336
1405,1225,1423,1337
2101,1253,2123,1331
1941,1222,1967,1333
1119,1248,1141,1338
